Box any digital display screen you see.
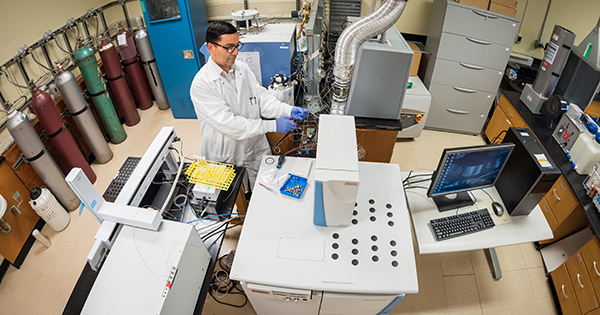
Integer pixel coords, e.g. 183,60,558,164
428,144,514,196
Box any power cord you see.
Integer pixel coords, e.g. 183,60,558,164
208,254,248,308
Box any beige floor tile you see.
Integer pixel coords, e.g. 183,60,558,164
470,250,495,277
511,297,559,315
527,267,552,299
444,275,482,314
495,245,527,271
450,133,486,147
519,243,544,269
392,140,420,173
476,269,536,312
440,251,474,276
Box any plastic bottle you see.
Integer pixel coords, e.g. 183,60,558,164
570,128,600,175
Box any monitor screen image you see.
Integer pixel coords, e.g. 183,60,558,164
427,143,515,211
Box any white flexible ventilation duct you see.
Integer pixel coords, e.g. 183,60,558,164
330,0,409,115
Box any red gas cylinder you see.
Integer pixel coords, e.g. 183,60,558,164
29,86,97,183
99,37,140,126
117,26,153,110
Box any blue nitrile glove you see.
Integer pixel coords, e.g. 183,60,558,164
291,107,308,121
276,116,297,133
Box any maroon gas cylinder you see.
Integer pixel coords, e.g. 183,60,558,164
29,87,97,183
99,38,140,126
117,28,153,110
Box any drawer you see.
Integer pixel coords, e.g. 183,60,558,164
425,102,487,134
565,252,599,313
444,2,519,46
552,264,581,314
428,83,495,112
539,196,558,230
580,237,600,301
430,59,504,93
437,32,512,71
546,175,579,224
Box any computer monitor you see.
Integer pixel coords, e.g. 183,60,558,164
427,143,515,212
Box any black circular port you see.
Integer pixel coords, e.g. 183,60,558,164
390,240,397,246
352,248,359,255
372,255,379,262
369,207,376,213
370,216,376,222
332,243,339,249
332,233,339,239
387,212,393,218
391,250,397,257
369,199,375,204
388,221,394,227
352,219,358,225
353,210,358,216
352,238,359,245
332,253,339,260
392,261,399,267
352,259,359,266
371,245,378,251
386,204,392,209
371,235,378,242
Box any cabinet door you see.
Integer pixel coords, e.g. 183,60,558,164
485,105,513,143
566,252,599,313
0,159,41,264
538,196,558,229
552,264,581,314
546,175,579,224
580,237,600,303
497,94,527,128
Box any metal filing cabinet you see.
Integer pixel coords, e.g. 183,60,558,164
422,0,519,134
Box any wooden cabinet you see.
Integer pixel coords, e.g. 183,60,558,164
0,157,41,266
552,237,600,314
485,94,529,143
539,175,588,245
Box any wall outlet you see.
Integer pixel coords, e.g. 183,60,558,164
306,127,316,139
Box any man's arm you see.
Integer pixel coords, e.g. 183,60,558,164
191,79,276,140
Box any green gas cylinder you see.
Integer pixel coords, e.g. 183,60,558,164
76,45,126,144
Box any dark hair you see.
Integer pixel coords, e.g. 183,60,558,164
206,21,237,44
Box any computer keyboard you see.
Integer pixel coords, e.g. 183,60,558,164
430,209,495,241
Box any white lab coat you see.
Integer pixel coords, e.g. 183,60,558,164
190,57,292,181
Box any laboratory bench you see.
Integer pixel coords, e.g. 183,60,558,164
485,88,600,314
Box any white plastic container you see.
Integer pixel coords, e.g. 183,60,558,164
570,131,600,175
29,187,70,232
32,229,52,248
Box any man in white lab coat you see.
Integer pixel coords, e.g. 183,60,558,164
190,21,308,184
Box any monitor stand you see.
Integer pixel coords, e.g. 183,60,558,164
432,192,475,212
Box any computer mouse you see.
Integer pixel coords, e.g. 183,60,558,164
491,202,504,217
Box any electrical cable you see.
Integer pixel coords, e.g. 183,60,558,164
159,140,185,215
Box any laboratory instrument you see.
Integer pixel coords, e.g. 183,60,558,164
427,143,514,212
29,187,70,232
98,34,140,126
55,64,113,164
553,103,585,152
520,25,576,114
27,80,97,183
134,16,170,110
569,116,600,175
76,43,127,144
6,109,80,211
117,25,153,110
429,209,495,241
397,76,431,139
497,127,561,215
314,115,359,227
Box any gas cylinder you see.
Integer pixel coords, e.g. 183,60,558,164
6,109,80,211
98,35,140,126
55,65,113,164
117,25,153,110
134,16,169,110
28,82,97,183
76,44,127,144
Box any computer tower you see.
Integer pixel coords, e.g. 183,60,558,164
497,127,561,215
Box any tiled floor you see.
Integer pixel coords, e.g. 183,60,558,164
0,106,558,315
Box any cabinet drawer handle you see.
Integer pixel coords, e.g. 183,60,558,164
453,86,477,93
560,182,567,191
459,62,484,70
543,204,550,213
506,109,514,118
466,37,492,46
578,273,584,288
594,261,600,277
562,285,568,298
552,189,561,201
472,10,499,19
446,108,470,115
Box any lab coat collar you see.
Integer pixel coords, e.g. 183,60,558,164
205,57,243,83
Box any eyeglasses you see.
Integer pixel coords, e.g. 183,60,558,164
212,42,244,53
